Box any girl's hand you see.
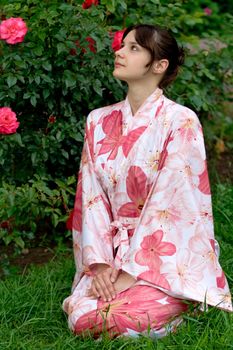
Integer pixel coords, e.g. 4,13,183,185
113,271,136,294
88,265,119,302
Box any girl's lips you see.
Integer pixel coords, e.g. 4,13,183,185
114,62,124,68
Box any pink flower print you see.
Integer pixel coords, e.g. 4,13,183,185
165,148,205,187
82,242,113,267
73,171,82,232
157,132,173,171
107,166,119,188
83,192,102,214
69,296,97,332
85,121,95,162
135,230,176,270
121,126,147,157
138,270,170,290
203,286,232,310
209,238,220,258
143,187,193,232
155,100,164,118
0,17,28,44
97,110,146,160
97,110,123,160
198,162,211,194
216,271,227,289
82,245,97,266
145,151,161,173
161,249,204,292
189,232,219,274
117,166,152,218
81,146,88,167
136,143,161,175
177,117,198,143
102,194,113,220
85,204,113,245
202,204,213,220
75,285,188,336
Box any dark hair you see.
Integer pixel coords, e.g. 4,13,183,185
122,24,185,88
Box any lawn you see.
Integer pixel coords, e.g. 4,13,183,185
0,183,232,350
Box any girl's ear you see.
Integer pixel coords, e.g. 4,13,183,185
152,59,169,74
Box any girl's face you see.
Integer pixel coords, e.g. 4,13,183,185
113,30,154,83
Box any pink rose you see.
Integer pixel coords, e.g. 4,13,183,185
0,17,28,44
82,0,99,9
0,107,20,134
111,29,125,52
204,7,212,16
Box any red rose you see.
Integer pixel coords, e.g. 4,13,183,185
85,36,96,53
82,0,99,10
111,29,125,52
0,107,20,134
0,17,28,44
0,221,10,229
48,115,56,123
70,37,96,56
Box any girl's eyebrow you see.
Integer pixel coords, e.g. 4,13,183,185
122,40,139,45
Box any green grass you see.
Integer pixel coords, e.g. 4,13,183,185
0,183,233,350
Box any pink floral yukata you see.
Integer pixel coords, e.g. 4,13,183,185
63,88,232,338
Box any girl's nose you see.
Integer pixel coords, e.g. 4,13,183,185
115,46,125,57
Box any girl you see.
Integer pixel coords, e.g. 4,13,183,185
63,24,232,338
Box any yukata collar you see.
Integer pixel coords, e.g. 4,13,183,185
123,87,164,118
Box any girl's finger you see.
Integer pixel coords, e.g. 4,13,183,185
94,277,112,302
90,281,100,298
110,268,119,283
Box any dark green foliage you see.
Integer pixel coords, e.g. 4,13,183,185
0,0,232,250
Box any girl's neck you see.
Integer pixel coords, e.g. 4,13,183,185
127,83,159,116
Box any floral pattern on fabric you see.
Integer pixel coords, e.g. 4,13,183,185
63,88,232,337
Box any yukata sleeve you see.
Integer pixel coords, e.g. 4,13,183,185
71,113,114,290
120,110,232,311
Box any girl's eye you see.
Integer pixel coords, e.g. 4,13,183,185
131,45,138,51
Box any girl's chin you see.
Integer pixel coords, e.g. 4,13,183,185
113,71,127,81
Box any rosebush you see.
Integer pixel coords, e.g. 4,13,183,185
0,0,232,252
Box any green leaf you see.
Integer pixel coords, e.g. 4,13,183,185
14,236,25,249
43,89,50,99
23,92,31,99
57,43,67,54
7,76,17,88
61,149,69,159
33,46,44,56
35,76,41,85
42,62,52,71
64,70,76,89
30,95,37,107
11,133,24,147
31,152,37,165
17,76,25,83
